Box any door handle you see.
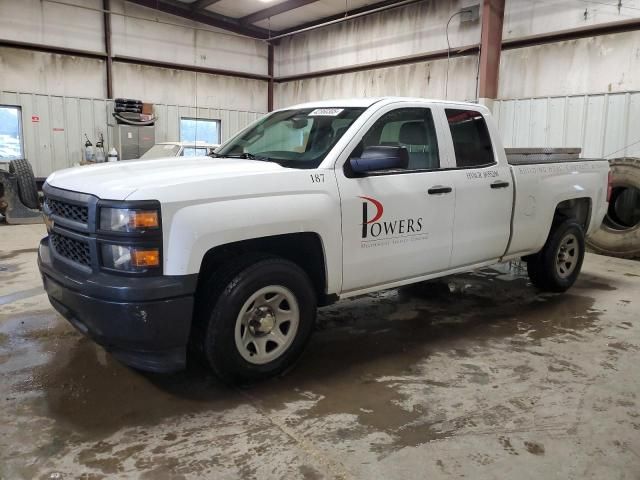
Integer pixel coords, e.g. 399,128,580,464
428,185,452,195
490,180,510,189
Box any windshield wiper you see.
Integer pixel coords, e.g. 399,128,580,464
214,152,274,162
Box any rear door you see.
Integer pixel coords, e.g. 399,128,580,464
442,108,513,267
335,104,456,293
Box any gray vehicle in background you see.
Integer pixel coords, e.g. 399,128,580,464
140,142,220,159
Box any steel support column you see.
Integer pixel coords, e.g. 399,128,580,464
478,0,505,107
103,0,114,99
268,43,275,111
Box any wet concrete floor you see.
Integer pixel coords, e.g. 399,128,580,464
1,224,640,479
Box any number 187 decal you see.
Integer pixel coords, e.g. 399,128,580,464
310,173,325,183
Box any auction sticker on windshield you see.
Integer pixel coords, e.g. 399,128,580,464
309,108,344,116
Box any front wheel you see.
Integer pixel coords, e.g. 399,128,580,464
196,257,317,384
527,219,585,292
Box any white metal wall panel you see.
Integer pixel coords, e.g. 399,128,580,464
0,47,106,98
529,98,547,147
275,1,481,77
64,97,83,169
499,31,640,99
274,56,479,108
503,0,640,40
0,0,105,53
35,95,53,175
112,63,268,113
110,0,268,76
495,91,640,160
274,0,640,96
1,90,265,177
627,94,640,158
547,97,566,147
584,95,606,157
604,93,628,159
565,96,586,149
513,100,531,147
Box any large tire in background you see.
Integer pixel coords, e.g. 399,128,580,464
587,157,640,259
8,159,39,210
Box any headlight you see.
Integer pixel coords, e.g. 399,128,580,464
100,208,159,232
101,244,160,272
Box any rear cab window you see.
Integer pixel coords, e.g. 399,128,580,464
445,109,495,168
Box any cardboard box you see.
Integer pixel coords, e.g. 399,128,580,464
141,103,154,115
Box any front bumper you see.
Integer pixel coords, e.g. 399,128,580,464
38,238,198,372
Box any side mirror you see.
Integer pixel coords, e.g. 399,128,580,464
349,146,409,174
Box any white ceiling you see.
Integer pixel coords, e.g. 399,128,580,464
206,0,293,20
154,0,389,34
251,0,376,31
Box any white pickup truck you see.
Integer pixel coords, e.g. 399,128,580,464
38,97,610,382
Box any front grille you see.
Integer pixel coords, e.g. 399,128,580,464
50,233,91,267
46,198,89,224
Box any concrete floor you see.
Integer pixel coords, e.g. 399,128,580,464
1,224,639,480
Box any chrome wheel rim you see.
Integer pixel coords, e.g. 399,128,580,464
556,233,579,279
234,285,300,365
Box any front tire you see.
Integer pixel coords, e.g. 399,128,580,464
527,219,585,292
196,257,317,384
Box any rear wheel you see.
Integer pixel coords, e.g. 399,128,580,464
195,256,316,384
527,219,585,292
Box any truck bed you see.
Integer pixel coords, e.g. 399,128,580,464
505,148,602,165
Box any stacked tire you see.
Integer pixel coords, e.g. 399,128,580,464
114,98,142,114
587,157,640,259
8,159,39,209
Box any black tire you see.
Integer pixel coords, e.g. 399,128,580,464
194,256,317,384
8,159,39,209
527,219,585,293
587,157,640,259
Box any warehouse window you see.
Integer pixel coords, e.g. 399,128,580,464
446,109,495,168
0,106,24,161
180,118,221,145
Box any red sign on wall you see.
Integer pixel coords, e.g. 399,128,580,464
31,115,40,123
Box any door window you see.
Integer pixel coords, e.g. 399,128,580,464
445,109,494,168
354,108,440,171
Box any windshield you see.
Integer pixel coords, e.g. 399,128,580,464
140,144,180,159
216,107,366,169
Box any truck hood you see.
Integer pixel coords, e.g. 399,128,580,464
46,157,283,200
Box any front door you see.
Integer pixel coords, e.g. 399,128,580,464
335,105,456,293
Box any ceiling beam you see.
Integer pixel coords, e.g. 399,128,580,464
125,0,270,38
274,0,419,36
191,0,223,10
240,0,319,25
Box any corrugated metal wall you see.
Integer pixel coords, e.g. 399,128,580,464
1,90,264,177
493,91,640,159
